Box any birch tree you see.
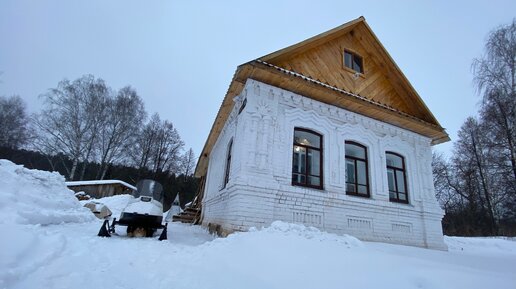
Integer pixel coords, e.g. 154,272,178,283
96,86,146,179
473,19,516,181
34,75,109,180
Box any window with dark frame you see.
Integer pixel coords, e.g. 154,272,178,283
344,50,363,74
292,128,323,189
223,139,233,188
345,141,369,197
238,98,247,115
386,152,408,204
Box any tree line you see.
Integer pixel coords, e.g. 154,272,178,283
433,19,516,236
0,75,198,209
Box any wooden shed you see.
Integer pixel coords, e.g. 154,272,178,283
66,180,136,199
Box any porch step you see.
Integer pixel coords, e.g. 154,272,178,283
172,207,200,224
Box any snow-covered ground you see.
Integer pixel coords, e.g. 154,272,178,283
1,160,515,289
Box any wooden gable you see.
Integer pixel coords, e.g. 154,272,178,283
260,17,436,124
194,17,449,177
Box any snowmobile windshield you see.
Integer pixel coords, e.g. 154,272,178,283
134,179,164,203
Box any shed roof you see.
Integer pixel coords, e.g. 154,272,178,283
65,180,136,191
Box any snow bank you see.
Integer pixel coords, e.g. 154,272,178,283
0,160,94,225
200,221,363,254
445,236,516,255
248,221,364,247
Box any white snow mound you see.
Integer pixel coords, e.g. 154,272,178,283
0,159,94,225
249,221,364,247
204,221,363,251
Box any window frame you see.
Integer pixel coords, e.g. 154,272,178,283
291,128,323,190
238,98,247,115
343,49,364,74
386,151,409,204
222,139,233,189
345,141,370,198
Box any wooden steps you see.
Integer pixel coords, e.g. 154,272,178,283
172,207,200,224
172,176,205,225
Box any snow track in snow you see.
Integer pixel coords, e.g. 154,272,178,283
0,225,66,288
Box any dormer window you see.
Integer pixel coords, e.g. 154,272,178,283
344,50,363,74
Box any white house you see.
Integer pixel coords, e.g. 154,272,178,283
194,17,450,250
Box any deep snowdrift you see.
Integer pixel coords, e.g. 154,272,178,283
0,159,93,225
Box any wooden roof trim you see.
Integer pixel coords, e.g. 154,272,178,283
260,16,365,63
359,21,440,125
256,60,442,130
194,60,450,177
194,66,244,177
247,61,449,143
259,16,441,127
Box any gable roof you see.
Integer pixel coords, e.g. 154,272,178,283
195,16,449,177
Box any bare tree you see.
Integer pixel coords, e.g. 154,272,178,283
457,118,499,233
473,19,516,181
130,113,161,172
432,152,460,212
432,19,516,236
180,148,196,177
152,117,184,174
129,113,184,175
0,95,30,149
96,86,146,179
34,75,109,180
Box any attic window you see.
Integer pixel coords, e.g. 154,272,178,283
344,50,363,74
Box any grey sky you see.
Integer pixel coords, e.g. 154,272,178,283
1,0,514,158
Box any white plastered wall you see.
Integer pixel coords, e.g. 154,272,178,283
202,79,447,250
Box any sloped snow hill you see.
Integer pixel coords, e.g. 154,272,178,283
0,159,94,225
1,160,515,289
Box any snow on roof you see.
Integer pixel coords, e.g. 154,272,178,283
65,180,136,191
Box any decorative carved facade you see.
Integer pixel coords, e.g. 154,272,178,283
196,17,449,250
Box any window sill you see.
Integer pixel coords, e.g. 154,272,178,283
389,199,409,205
346,192,370,198
292,182,324,191
343,66,365,79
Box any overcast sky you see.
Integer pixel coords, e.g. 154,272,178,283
1,0,514,158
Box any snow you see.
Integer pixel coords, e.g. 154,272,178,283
81,194,134,217
66,179,137,191
0,160,94,225
1,160,516,289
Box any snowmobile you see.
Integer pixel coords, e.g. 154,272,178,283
98,179,168,241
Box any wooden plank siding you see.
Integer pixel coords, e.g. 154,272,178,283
270,28,416,120
67,183,133,199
